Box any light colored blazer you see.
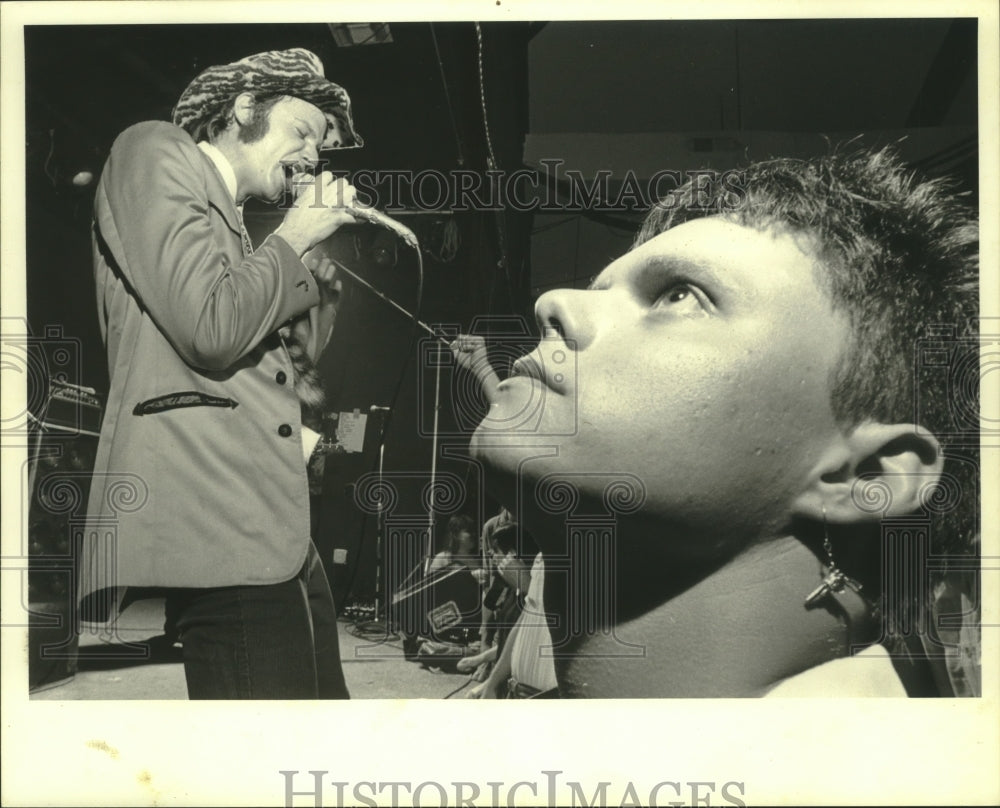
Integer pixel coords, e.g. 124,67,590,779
81,121,322,610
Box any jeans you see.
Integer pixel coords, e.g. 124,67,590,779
165,542,349,699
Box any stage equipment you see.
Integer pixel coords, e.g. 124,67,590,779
26,379,103,692
390,563,482,645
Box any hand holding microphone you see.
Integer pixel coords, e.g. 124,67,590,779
288,171,419,251
277,171,359,256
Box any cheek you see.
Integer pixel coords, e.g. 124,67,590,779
568,339,837,522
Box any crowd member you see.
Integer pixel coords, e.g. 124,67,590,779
456,508,530,680
427,514,480,574
81,48,363,699
467,147,979,697
467,552,558,699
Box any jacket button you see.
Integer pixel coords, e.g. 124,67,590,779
278,423,292,437
275,371,287,385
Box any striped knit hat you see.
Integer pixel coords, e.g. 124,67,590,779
172,48,361,150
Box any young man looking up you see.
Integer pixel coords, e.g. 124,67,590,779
467,148,979,697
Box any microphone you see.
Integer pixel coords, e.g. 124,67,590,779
289,173,418,249
347,205,419,250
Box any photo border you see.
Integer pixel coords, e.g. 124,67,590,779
2,1,997,805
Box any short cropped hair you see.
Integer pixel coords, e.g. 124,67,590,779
636,146,980,624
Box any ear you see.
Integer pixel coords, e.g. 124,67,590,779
232,93,257,127
792,422,943,524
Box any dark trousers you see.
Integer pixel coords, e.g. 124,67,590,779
164,542,349,699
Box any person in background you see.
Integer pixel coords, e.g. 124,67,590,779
456,508,530,681
427,514,480,574
467,550,558,699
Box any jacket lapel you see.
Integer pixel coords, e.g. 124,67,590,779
197,148,244,241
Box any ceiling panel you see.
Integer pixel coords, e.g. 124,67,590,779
529,19,975,136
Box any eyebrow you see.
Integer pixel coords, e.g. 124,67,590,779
587,255,725,292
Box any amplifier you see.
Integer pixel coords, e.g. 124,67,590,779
31,378,103,436
390,564,481,644
27,379,104,692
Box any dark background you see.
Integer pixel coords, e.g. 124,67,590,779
23,19,978,608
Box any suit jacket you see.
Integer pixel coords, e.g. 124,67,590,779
81,121,322,611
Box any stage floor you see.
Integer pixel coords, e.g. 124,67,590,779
29,597,476,700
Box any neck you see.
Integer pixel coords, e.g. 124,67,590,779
544,533,863,697
210,132,249,203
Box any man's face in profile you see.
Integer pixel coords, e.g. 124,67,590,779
240,96,328,203
472,216,854,555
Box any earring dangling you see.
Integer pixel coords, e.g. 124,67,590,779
804,505,863,608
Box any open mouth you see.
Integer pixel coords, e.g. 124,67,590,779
284,162,310,178
282,165,316,197
286,160,314,177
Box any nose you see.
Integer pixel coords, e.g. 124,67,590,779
534,287,596,350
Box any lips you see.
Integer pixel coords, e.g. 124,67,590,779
510,354,544,383
509,351,569,396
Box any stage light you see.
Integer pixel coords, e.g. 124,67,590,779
328,23,393,47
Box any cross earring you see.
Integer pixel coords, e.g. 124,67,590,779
804,506,863,608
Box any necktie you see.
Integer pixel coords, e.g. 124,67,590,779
237,205,255,257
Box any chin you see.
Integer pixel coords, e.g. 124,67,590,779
470,427,560,502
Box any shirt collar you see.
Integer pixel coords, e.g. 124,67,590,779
197,141,238,202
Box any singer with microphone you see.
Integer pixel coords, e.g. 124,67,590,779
81,48,364,699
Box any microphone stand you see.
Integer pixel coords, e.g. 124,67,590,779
353,405,399,641
373,407,388,626
425,354,443,576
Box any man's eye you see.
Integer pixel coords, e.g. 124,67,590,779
655,283,701,307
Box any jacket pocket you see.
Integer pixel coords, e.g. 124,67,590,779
132,391,239,416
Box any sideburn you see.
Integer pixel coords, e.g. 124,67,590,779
237,95,286,144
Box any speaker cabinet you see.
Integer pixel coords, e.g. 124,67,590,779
27,379,103,692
